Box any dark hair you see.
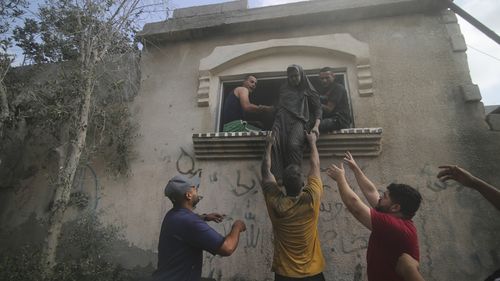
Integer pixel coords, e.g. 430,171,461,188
320,67,333,73
244,74,256,81
283,164,304,196
387,183,422,219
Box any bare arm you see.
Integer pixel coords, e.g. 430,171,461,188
396,253,426,281
261,132,277,185
327,162,372,230
236,87,273,113
310,92,322,137
306,131,320,178
216,220,246,256
438,165,500,211
310,118,321,138
199,213,224,223
344,151,379,207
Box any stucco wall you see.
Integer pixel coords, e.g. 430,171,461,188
1,3,499,281
116,8,500,280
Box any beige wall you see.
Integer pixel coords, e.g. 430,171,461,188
1,7,499,281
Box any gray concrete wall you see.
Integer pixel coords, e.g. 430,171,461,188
1,2,499,281
132,9,499,280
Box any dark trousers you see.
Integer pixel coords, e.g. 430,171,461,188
319,115,349,133
275,272,326,281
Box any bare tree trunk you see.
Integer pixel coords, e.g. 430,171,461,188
0,82,9,137
42,70,94,273
39,0,141,275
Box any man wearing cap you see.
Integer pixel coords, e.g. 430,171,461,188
153,174,247,281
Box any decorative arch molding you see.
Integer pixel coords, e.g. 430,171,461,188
197,34,374,107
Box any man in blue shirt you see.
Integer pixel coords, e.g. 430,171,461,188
153,175,247,281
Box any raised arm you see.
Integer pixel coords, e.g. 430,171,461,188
261,132,277,185
216,220,246,256
343,151,380,208
327,162,372,230
306,130,320,178
438,165,500,211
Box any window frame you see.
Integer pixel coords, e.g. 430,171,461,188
215,70,353,132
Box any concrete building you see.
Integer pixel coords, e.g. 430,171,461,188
2,0,499,280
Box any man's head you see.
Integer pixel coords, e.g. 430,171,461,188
319,67,335,89
376,183,422,219
242,75,257,93
283,164,304,197
164,175,202,208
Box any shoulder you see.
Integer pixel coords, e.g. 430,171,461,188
164,208,201,229
262,181,282,196
235,86,248,96
371,209,415,233
333,83,347,94
304,176,323,193
308,175,322,186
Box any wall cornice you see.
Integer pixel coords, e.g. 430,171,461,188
138,0,440,43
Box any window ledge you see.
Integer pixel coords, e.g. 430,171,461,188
192,128,382,160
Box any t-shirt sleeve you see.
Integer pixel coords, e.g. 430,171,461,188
304,176,323,199
261,181,281,197
186,219,225,255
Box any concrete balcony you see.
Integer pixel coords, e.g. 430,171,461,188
192,128,382,160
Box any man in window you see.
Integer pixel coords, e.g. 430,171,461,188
261,131,326,281
221,75,274,132
318,67,351,132
326,152,422,281
153,175,247,281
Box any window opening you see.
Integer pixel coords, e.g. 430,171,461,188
217,72,353,132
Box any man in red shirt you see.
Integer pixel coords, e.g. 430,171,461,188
326,152,422,281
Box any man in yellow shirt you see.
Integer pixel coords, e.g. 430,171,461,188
261,131,325,281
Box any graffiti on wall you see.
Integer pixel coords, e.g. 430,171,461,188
231,170,258,197
420,164,462,192
176,148,202,177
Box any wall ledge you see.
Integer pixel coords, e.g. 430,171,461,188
192,128,382,160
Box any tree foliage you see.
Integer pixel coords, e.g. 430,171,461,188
0,0,27,53
13,0,140,65
0,0,145,275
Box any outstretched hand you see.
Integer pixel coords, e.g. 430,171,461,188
343,151,359,170
204,213,225,223
310,126,320,139
437,165,478,188
326,162,345,182
305,130,318,145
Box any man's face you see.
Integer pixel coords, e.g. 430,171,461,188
243,76,257,92
319,71,334,88
288,70,301,87
375,190,395,213
188,186,203,208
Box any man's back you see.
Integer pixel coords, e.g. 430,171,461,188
262,176,325,278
